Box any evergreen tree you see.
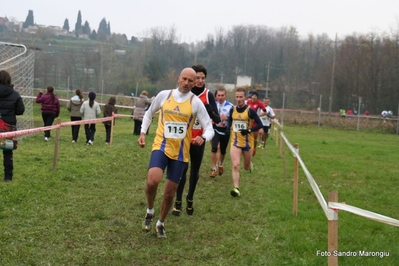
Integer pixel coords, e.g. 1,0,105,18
97,18,109,41
23,10,34,28
98,18,107,36
75,10,82,37
83,21,91,35
107,22,111,35
63,18,69,32
90,30,98,40
130,36,138,44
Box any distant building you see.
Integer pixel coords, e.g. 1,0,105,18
0,17,9,25
78,34,90,40
47,25,67,36
84,68,95,74
24,25,40,34
236,75,252,87
114,50,126,55
207,83,235,92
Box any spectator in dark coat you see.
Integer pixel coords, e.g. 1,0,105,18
0,70,25,182
103,96,117,144
36,86,60,141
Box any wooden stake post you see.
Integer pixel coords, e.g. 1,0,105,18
110,112,115,147
52,118,61,171
276,127,279,147
328,191,338,266
293,143,299,216
282,139,286,179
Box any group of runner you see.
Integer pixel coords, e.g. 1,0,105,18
138,65,275,238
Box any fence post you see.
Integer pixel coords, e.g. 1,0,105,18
293,143,299,216
275,127,278,147
110,112,115,148
52,117,61,171
282,137,286,178
328,191,338,266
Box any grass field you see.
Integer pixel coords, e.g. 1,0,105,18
0,105,398,265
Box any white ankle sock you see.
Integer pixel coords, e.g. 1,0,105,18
156,220,164,227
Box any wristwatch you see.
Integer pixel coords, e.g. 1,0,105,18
201,136,206,141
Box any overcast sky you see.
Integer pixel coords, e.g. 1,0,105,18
3,0,399,42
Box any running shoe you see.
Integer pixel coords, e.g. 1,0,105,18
142,213,153,232
257,144,262,148
156,224,166,238
210,169,217,178
230,188,241,197
218,165,224,176
172,201,182,216
186,198,194,215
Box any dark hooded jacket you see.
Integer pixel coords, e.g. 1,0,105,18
103,97,117,125
0,84,25,125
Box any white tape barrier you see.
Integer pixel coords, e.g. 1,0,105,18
280,132,330,219
0,109,158,139
329,202,399,227
61,116,113,127
0,115,120,139
0,125,61,138
281,131,399,224
273,119,281,128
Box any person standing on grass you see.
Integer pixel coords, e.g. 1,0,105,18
67,89,84,143
172,64,221,217
103,96,117,144
0,70,25,182
132,91,151,135
257,97,275,149
138,67,214,238
80,92,101,145
210,88,232,178
226,88,262,197
35,86,60,142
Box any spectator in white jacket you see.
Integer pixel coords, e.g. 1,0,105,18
80,92,101,145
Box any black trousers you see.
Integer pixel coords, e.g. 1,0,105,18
134,119,150,135
104,124,111,143
3,150,13,180
211,131,230,155
175,142,206,202
133,119,142,135
70,116,82,141
84,123,96,143
42,112,56,138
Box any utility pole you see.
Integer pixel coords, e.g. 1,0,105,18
244,41,248,75
101,79,104,103
329,33,337,117
266,61,270,98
